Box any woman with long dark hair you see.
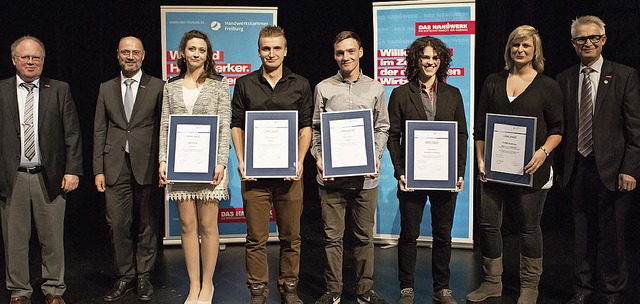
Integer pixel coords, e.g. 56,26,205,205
159,30,230,304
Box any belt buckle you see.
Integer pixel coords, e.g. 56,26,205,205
26,167,37,174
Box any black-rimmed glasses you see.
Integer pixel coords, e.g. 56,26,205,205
572,35,604,45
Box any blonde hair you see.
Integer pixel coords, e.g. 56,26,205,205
503,25,544,72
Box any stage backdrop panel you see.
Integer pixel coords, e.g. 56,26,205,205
161,6,278,244
373,0,475,247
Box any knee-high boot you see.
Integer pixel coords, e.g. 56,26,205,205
466,256,503,302
517,255,543,304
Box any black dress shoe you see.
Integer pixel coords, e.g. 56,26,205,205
567,293,590,304
103,279,134,302
136,277,154,301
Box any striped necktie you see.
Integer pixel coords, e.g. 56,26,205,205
21,82,36,160
577,67,594,156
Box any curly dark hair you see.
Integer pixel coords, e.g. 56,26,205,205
405,36,451,82
177,30,220,82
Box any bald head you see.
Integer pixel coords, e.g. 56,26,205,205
117,36,145,78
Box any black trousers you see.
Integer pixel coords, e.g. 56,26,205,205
397,189,457,291
478,182,545,259
570,154,630,295
105,153,161,280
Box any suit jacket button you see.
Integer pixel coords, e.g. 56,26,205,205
121,147,125,151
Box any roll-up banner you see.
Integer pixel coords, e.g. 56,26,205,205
373,0,475,247
161,6,278,244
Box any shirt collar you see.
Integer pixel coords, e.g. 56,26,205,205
336,69,363,84
419,78,438,92
121,69,143,84
16,76,40,88
580,55,604,74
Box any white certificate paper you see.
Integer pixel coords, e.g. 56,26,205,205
253,119,289,168
174,124,210,173
329,118,367,168
491,123,526,175
413,130,449,181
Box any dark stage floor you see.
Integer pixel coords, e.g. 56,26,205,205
1,188,639,304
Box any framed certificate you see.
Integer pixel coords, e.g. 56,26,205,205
321,109,376,178
166,115,219,183
405,120,458,190
484,113,537,187
244,110,298,178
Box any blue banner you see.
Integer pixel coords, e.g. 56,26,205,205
373,1,475,246
161,6,278,242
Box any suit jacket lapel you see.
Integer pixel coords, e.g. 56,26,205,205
434,84,449,121
408,81,428,120
38,77,52,126
568,65,580,128
594,60,613,119
7,77,21,135
111,77,128,122
130,73,150,121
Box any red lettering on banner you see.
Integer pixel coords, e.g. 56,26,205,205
415,21,476,36
211,50,224,61
449,48,454,56
378,59,407,67
226,76,239,86
218,207,276,224
215,63,251,74
377,68,405,77
447,68,464,76
166,63,180,75
378,78,409,86
166,50,224,62
378,49,407,57
166,50,181,61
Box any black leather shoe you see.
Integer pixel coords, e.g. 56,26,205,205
136,277,153,301
566,293,590,304
103,279,134,302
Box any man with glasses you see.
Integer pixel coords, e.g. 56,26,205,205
93,36,164,302
0,36,82,304
556,15,640,304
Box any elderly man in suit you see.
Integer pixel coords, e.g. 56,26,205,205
93,36,164,302
0,36,82,304
556,15,640,304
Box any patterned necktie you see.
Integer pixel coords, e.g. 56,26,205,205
577,67,594,156
21,82,36,160
124,78,135,121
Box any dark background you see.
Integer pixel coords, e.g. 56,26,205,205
0,0,639,296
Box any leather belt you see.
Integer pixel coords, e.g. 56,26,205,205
18,166,44,174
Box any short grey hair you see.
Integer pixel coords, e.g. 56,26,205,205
11,36,46,58
571,15,606,38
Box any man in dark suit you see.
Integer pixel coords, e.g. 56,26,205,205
93,36,164,302
556,15,640,304
0,36,82,304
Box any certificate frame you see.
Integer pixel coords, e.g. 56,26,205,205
321,109,377,178
166,114,219,183
484,113,537,187
244,110,298,178
405,120,458,190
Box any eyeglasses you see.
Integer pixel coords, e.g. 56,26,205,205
572,35,604,45
15,55,43,63
119,50,143,57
